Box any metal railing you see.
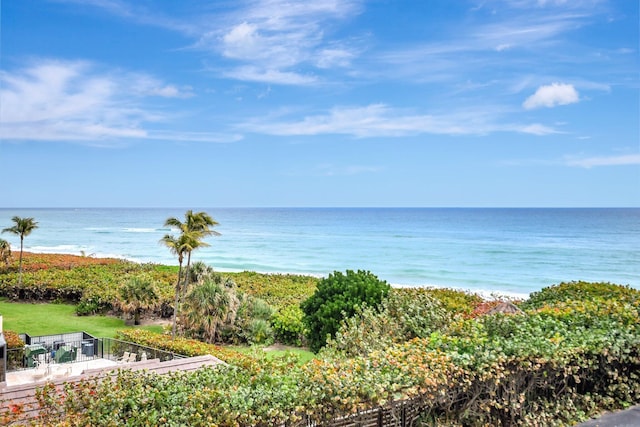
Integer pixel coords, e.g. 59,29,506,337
6,334,185,372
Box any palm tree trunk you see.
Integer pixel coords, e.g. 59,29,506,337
182,251,193,304
18,236,24,286
172,262,183,340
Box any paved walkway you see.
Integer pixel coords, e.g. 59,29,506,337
574,405,640,427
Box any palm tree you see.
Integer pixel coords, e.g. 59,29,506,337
2,216,38,284
164,210,220,297
181,279,235,343
0,238,12,267
116,275,159,325
160,233,191,339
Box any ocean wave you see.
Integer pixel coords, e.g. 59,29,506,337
390,282,530,300
123,228,160,233
29,244,87,253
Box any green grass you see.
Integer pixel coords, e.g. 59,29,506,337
230,345,316,364
0,299,162,338
0,299,312,362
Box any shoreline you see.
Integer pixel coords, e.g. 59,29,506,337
12,249,531,301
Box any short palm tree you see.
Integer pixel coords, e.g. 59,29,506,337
181,280,235,343
116,275,160,325
0,238,12,267
2,216,38,284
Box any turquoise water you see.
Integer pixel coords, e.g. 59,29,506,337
1,208,638,297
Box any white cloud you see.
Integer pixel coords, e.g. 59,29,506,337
206,0,363,84
0,59,228,144
239,103,560,137
518,123,562,135
523,83,580,109
222,66,317,85
566,154,640,168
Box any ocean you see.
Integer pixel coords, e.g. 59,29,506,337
1,208,638,298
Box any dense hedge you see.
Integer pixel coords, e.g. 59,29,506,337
20,281,639,427
0,253,319,318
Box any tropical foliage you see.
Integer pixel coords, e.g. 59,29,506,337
179,271,276,345
325,288,453,357
271,304,307,346
0,238,11,266
162,210,220,339
23,281,640,426
114,275,160,325
301,270,391,352
2,216,38,285
2,249,638,426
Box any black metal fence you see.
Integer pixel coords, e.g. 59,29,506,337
6,332,184,372
97,337,185,363
298,396,431,427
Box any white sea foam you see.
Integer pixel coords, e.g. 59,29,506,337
390,283,530,301
28,244,88,253
123,227,159,233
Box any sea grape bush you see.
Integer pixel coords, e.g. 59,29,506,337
523,281,639,309
301,270,391,352
271,305,307,346
228,271,318,309
326,288,453,357
0,253,318,317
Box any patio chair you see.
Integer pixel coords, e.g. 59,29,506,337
118,352,131,363
32,363,51,381
127,353,138,363
140,351,148,362
52,365,72,379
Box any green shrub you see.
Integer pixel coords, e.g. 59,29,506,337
271,305,307,346
422,287,484,315
327,288,452,357
229,271,318,309
301,270,390,352
522,281,640,310
243,319,274,345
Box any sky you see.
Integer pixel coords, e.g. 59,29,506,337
1,0,638,208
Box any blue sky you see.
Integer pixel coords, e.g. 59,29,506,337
1,0,638,207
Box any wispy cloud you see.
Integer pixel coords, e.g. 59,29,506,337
196,0,363,85
0,59,234,145
239,103,560,137
566,153,640,168
523,83,580,109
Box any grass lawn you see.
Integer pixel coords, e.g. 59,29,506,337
230,345,316,364
1,299,314,362
0,299,163,338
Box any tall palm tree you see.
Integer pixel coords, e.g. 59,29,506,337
164,210,220,296
2,216,38,285
160,233,191,339
0,238,12,267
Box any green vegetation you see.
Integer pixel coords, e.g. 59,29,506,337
2,216,38,285
326,287,452,357
301,269,391,352
13,281,637,427
114,275,160,325
0,238,11,266
0,299,162,337
162,210,220,339
1,252,638,426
